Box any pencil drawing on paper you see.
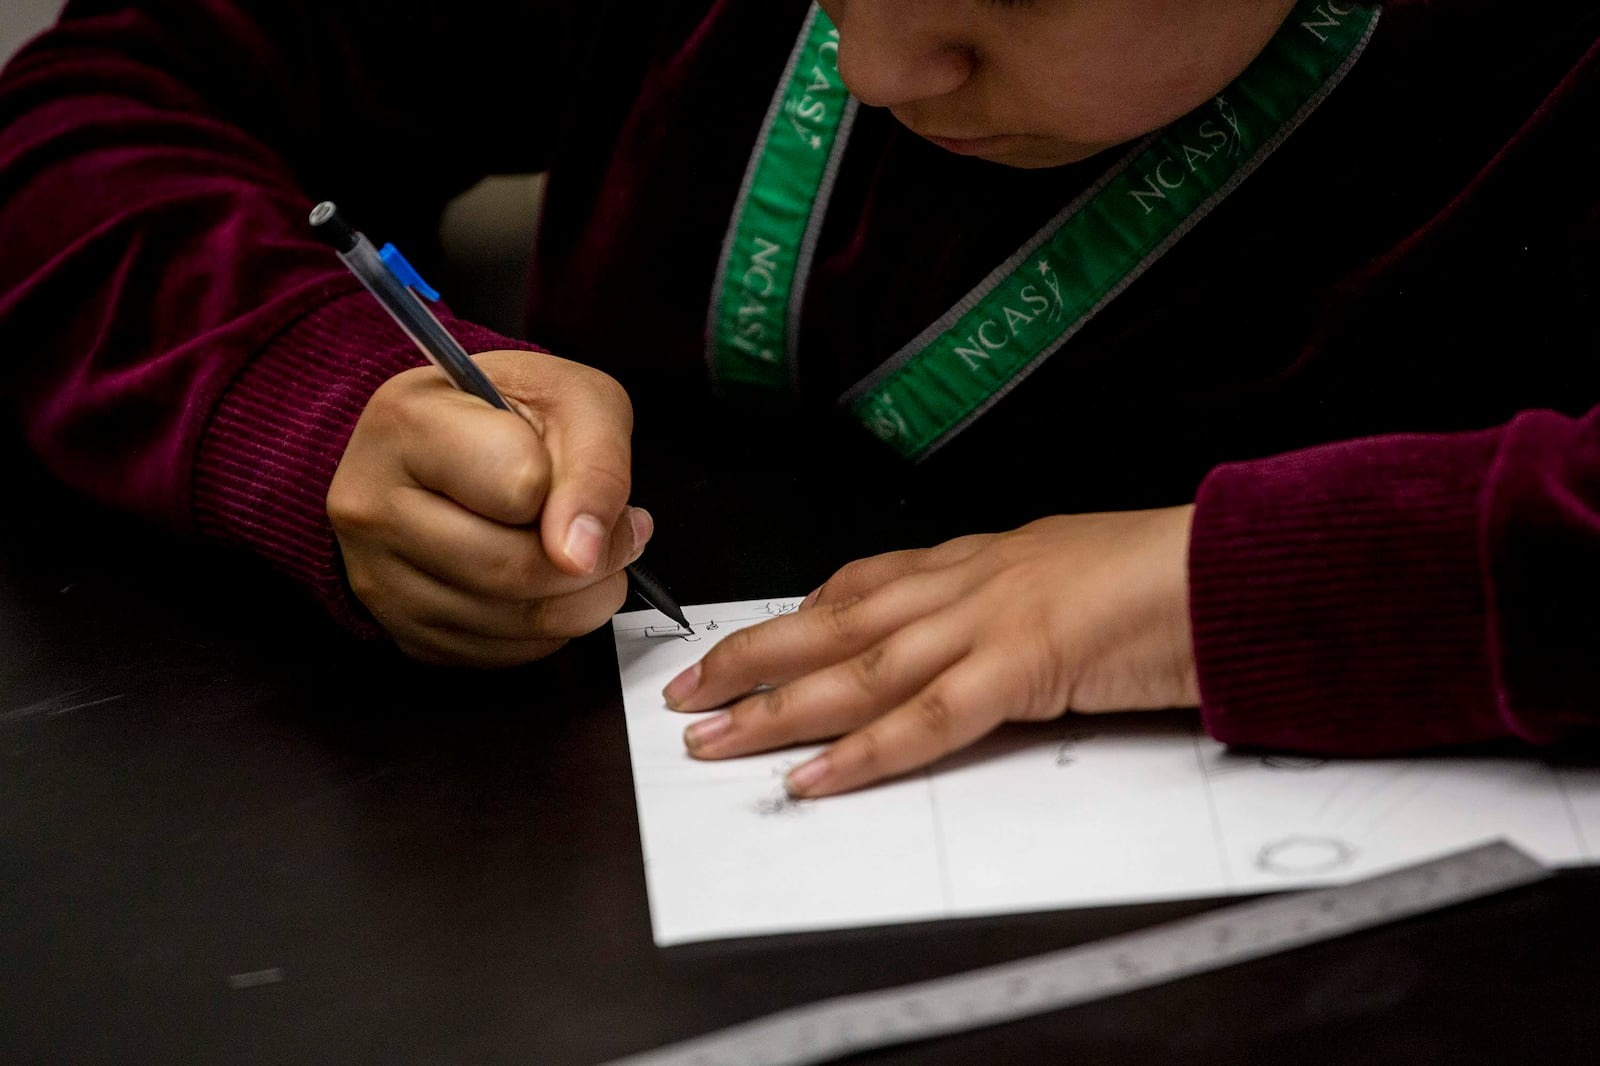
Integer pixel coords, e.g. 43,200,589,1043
1260,755,1329,772
1255,835,1358,876
755,760,809,817
755,790,808,817
1204,751,1330,779
1054,730,1096,767
646,625,702,641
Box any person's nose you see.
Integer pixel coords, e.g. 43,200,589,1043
832,1,974,110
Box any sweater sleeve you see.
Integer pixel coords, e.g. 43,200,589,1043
1190,404,1600,753
0,0,588,627
1189,16,1600,755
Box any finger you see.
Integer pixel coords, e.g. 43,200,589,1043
664,568,968,713
808,535,995,608
607,506,655,576
681,615,970,760
783,651,1018,798
393,624,569,669
377,555,631,642
419,563,630,640
355,555,571,667
392,489,650,599
400,392,553,526
528,363,635,577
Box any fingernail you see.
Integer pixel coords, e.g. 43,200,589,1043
563,513,606,573
628,507,654,556
800,586,822,609
785,755,831,796
684,712,730,752
663,661,702,709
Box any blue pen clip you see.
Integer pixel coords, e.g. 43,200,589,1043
378,243,441,302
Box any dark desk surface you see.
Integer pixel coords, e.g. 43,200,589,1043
3,454,1598,1066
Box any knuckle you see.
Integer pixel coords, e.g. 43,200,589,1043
500,450,548,520
516,596,553,637
852,643,889,692
325,486,379,534
717,624,761,665
489,543,544,599
380,373,437,433
364,371,415,418
326,466,391,535
829,557,876,590
344,564,382,611
820,596,865,643
930,534,987,566
528,573,628,639
991,528,1041,566
570,573,629,634
996,560,1052,602
603,571,630,616
851,727,884,774
913,689,956,740
755,684,790,721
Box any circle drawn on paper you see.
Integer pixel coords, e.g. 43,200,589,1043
1255,835,1357,876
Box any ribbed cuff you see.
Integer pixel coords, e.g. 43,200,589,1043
192,290,536,636
1190,429,1510,754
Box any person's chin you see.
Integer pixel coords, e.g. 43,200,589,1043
919,131,1107,169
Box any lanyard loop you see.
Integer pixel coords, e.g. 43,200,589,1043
709,2,1381,460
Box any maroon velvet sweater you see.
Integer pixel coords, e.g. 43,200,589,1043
1,0,1598,753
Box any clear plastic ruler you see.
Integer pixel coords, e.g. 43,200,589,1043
604,842,1548,1066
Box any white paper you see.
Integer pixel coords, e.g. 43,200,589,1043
614,600,1600,945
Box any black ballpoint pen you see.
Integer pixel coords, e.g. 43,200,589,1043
309,201,694,635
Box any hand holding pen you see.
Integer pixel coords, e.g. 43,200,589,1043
314,202,691,665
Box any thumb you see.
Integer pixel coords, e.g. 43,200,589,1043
534,365,636,576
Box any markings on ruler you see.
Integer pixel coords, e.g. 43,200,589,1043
602,841,1548,1066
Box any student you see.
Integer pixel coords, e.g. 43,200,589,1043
1,1,1596,794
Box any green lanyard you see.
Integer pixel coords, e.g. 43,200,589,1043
707,1,1381,460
